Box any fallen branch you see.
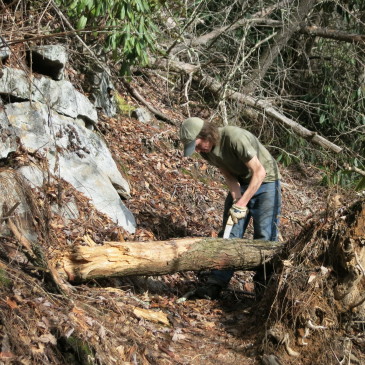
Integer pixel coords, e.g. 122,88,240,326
344,164,365,177
7,219,35,258
152,57,342,153
300,25,365,44
1,202,20,221
121,80,176,125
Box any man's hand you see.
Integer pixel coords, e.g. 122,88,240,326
229,204,249,224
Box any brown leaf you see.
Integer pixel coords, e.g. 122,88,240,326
37,334,57,345
204,321,216,329
71,306,85,316
0,352,14,359
6,297,18,309
133,307,170,326
31,343,45,354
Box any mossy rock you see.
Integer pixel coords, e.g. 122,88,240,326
114,92,136,116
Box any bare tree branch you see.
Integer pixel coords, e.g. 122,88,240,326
300,25,365,44
344,164,365,177
243,0,318,94
121,80,175,125
170,1,287,53
152,57,342,153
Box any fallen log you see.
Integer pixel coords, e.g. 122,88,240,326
57,237,282,282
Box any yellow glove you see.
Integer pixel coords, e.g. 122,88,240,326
229,204,249,224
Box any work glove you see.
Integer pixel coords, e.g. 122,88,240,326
229,204,249,224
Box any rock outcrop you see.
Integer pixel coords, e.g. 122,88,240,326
0,44,136,233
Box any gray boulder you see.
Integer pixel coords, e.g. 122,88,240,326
0,106,17,158
0,67,98,125
27,44,68,80
90,69,117,117
132,107,152,123
0,101,136,233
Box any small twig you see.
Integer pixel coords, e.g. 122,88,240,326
121,80,176,125
1,202,20,221
306,319,327,330
6,29,100,47
183,73,193,117
354,251,365,276
344,164,365,177
7,218,36,259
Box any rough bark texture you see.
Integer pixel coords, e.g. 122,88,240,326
58,237,281,281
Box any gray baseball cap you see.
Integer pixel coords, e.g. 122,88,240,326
179,117,204,156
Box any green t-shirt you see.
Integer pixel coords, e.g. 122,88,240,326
201,126,281,184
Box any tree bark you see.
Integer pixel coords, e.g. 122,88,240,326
58,237,281,282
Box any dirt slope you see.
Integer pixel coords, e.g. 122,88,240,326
1,70,364,365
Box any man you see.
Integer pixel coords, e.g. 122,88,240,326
180,117,281,299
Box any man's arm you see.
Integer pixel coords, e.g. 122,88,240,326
236,155,266,207
220,155,266,207
219,167,242,202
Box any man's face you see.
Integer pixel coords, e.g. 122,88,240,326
195,138,213,153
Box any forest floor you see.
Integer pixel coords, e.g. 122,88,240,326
2,72,363,365
87,74,339,365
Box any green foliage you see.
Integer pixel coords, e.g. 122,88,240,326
56,0,161,74
297,40,365,188
276,150,298,167
320,168,355,189
319,166,365,192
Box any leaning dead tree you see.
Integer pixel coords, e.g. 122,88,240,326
56,238,281,282
152,57,342,153
153,0,365,160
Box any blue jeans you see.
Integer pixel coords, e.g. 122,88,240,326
208,180,282,287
